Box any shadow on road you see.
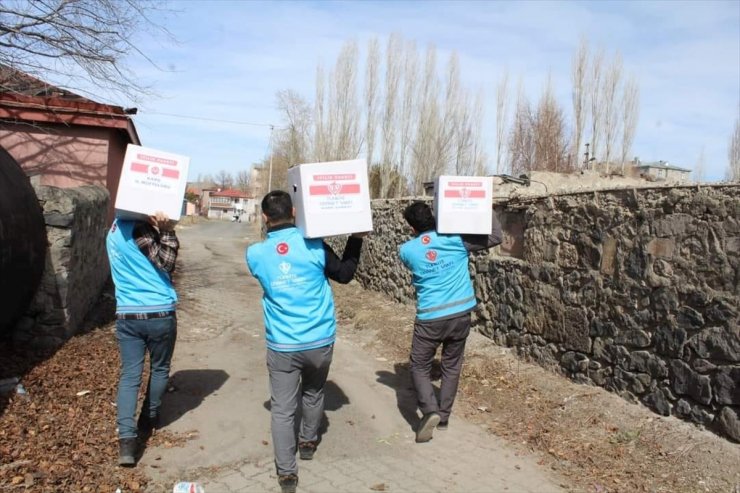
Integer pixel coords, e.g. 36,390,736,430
376,363,423,431
160,368,230,427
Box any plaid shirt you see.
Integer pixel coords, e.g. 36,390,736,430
132,222,179,273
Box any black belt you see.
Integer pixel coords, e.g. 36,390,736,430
116,310,175,320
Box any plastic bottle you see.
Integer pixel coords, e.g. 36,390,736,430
172,482,205,493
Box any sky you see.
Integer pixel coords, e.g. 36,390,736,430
112,0,739,183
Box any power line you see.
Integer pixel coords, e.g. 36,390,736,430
142,111,280,128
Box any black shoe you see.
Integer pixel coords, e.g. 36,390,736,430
437,420,448,431
118,437,137,467
298,441,317,460
415,412,440,443
137,412,160,434
278,473,298,493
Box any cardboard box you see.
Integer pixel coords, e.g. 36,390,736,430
114,144,190,221
434,175,493,234
288,159,373,238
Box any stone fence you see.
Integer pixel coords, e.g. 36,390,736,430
13,185,110,348
337,185,739,441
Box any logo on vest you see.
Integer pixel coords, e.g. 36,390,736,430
421,235,431,245
425,249,437,262
327,181,342,196
279,261,291,275
276,242,289,255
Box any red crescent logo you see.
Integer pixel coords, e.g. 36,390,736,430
426,250,437,262
276,242,289,255
421,235,431,245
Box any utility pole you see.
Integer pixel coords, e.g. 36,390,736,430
267,124,275,193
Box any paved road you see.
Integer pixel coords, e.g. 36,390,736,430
142,220,565,493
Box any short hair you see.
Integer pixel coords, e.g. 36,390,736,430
261,191,293,223
403,201,435,233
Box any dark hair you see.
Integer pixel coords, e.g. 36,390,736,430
261,190,293,223
403,201,435,233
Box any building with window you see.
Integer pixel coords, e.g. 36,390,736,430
634,160,691,183
207,189,257,221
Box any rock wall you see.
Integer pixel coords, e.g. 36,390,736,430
340,185,740,441
13,185,110,348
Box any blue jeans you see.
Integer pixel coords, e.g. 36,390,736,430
116,316,177,438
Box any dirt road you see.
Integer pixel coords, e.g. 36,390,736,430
142,220,565,492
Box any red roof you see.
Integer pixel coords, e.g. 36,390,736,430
0,65,140,145
211,189,251,198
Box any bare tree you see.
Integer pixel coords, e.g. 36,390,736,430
470,89,487,175
572,37,589,170
276,89,312,166
364,37,380,167
729,113,740,182
329,40,361,160
620,75,640,173
214,170,234,190
509,79,535,175
694,145,706,183
496,71,509,174
303,34,484,195
236,170,251,193
436,52,464,176
533,76,569,173
379,34,401,197
0,0,172,102
255,150,290,194
602,52,623,173
452,87,472,174
314,64,329,161
196,173,215,188
587,48,605,168
411,45,440,192
397,39,418,194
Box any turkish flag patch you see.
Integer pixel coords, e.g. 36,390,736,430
276,242,289,255
421,235,431,245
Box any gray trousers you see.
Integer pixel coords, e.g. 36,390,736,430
410,313,471,422
267,344,333,476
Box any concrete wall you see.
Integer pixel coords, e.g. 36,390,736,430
13,185,111,348
340,185,740,441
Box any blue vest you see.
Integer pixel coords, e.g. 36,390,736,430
106,219,177,314
399,231,477,321
246,226,335,352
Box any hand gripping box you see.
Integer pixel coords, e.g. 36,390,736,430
114,144,190,221
434,175,493,234
288,159,373,238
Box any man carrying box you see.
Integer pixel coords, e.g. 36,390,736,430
246,190,365,493
399,201,503,443
106,211,179,466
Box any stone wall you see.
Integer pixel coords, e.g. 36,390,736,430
13,185,111,348
340,185,740,441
